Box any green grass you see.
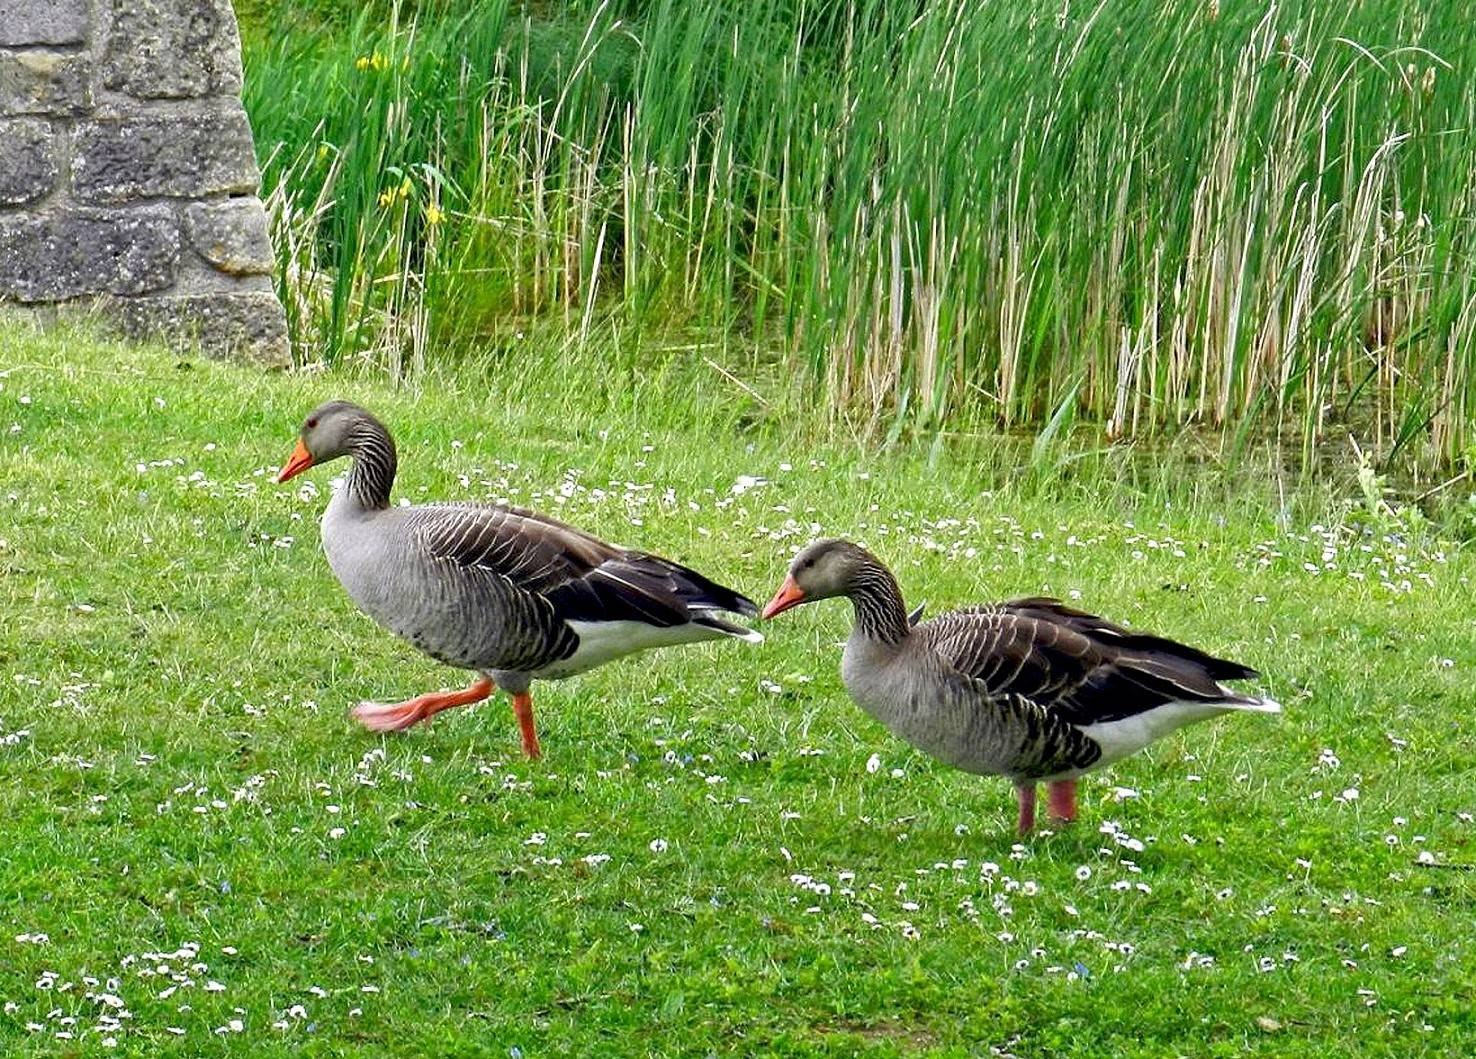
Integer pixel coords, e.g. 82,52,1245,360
241,0,1476,465
2,320,1475,1055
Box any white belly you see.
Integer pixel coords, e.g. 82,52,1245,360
530,619,732,680
1078,700,1233,766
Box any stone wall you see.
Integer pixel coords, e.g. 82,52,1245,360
0,0,288,365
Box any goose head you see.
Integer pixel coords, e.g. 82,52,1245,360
761,538,877,618
276,400,379,482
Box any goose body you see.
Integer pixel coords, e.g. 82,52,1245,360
763,539,1279,833
278,401,760,755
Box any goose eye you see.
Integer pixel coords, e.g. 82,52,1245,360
306,417,319,429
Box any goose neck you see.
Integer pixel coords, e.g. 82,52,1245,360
344,419,397,510
848,561,910,645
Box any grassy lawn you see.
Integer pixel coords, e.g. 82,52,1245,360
2,322,1474,1056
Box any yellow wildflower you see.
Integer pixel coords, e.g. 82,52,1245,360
354,55,370,71
425,204,445,226
378,178,413,209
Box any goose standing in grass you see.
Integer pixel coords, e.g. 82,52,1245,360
276,400,761,758
761,539,1279,834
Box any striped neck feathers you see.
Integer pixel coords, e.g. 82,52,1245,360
847,559,910,644
343,419,397,509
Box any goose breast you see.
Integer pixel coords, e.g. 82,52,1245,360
321,498,545,671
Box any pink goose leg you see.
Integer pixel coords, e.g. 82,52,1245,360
352,677,495,732
1015,783,1038,835
1046,779,1079,825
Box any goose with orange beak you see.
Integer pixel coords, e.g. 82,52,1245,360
276,400,761,757
762,538,1279,835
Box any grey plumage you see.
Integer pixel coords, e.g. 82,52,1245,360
762,538,1280,833
278,400,760,751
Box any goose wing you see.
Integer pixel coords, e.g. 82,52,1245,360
918,600,1255,728
410,502,751,627
998,597,1257,681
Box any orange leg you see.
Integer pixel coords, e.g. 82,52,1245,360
1016,783,1037,836
352,677,494,733
1046,779,1078,824
511,691,541,759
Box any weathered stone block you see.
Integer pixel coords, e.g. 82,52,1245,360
103,0,243,99
0,50,92,116
0,0,89,46
0,119,60,205
110,291,290,366
0,207,179,301
72,111,262,203
186,198,274,276
0,0,289,367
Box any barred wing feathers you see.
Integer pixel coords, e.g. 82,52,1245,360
410,501,757,628
918,600,1268,728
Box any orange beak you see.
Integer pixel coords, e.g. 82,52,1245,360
761,574,806,619
276,438,315,483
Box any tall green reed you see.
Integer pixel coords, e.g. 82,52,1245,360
244,0,1476,467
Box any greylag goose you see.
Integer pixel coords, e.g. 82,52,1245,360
761,539,1279,834
276,400,761,757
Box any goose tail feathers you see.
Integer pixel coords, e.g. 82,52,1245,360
1219,691,1282,714
635,553,760,619
694,614,765,643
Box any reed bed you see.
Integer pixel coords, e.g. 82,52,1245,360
244,0,1476,465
